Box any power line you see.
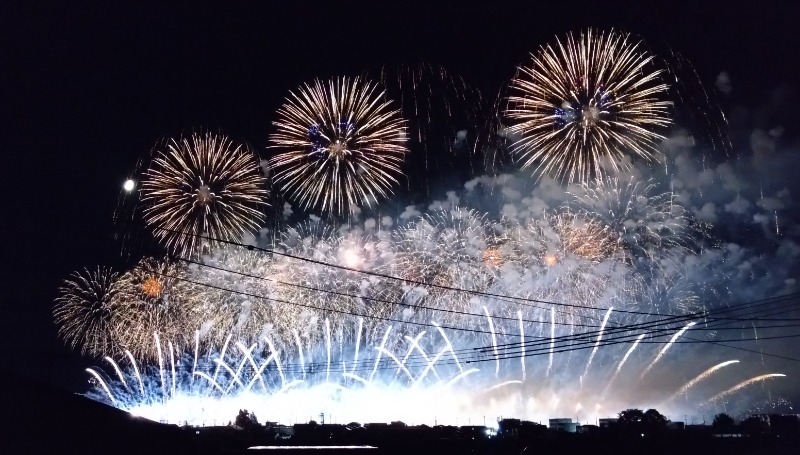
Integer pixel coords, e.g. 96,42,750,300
147,267,800,374
124,220,696,319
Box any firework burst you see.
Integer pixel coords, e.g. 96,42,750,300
139,131,269,258
111,258,196,359
570,176,693,262
54,267,120,357
505,28,672,183
269,76,408,215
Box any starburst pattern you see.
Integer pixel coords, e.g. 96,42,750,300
139,131,269,258
269,76,408,215
54,267,120,357
505,28,671,183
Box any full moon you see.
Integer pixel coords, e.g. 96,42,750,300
123,179,135,192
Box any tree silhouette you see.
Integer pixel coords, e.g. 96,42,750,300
617,408,668,435
618,409,645,426
234,409,260,430
644,409,668,427
712,413,735,431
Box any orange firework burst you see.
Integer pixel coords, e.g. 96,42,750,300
482,247,504,268
550,213,621,262
141,277,164,298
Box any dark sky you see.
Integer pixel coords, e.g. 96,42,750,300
2,1,799,391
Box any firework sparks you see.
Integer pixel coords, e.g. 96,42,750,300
139,131,269,258
505,28,671,183
668,360,740,402
572,176,693,263
110,258,196,359
54,267,120,357
269,76,408,215
706,374,787,404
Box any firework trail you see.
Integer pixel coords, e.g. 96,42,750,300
53,267,120,357
603,333,646,395
505,28,671,183
705,374,787,404
667,360,740,402
640,322,696,379
584,307,613,377
138,131,269,258
269,76,408,215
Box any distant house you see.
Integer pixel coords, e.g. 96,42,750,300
549,418,577,433
598,418,617,429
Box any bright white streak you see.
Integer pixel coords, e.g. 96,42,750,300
445,368,479,388
705,374,786,404
603,333,646,398
641,322,696,379
616,333,646,374
353,318,363,375
325,318,331,382
375,347,414,382
433,322,462,372
155,332,166,398
213,334,233,383
547,307,555,377
192,330,200,382
244,352,277,393
264,338,285,387
667,360,740,403
192,371,225,394
370,325,393,381
226,343,256,395
413,347,447,386
518,310,526,382
402,332,433,379
483,306,499,378
584,307,613,377
125,350,145,396
487,380,523,393
104,357,130,393
169,341,176,398
293,329,305,380
86,368,115,405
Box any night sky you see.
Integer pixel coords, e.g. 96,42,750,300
3,1,799,395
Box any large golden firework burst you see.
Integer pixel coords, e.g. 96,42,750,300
269,76,408,215
505,28,672,183
139,131,269,258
